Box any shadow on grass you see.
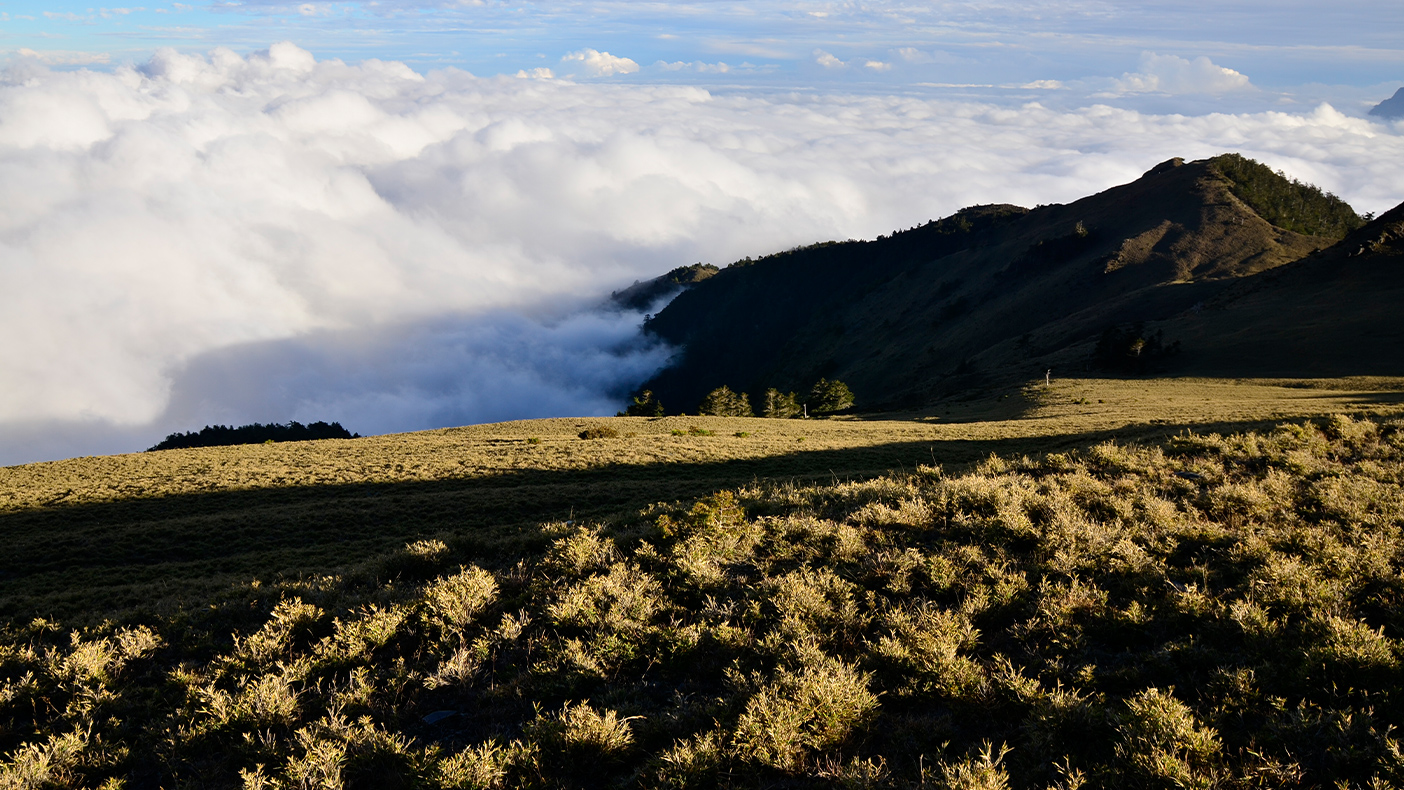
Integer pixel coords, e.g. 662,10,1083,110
1271,390,1404,405
0,414,1324,622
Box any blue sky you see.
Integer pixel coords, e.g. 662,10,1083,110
2,1,1401,104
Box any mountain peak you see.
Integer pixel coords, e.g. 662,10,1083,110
1145,157,1185,176
1368,87,1404,119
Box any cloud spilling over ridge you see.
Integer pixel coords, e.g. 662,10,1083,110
159,306,673,440
0,43,1401,464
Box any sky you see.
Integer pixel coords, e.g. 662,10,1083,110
1,2,1402,464
2,1,1401,102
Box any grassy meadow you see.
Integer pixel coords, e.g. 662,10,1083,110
2,377,1404,787
4,377,1403,623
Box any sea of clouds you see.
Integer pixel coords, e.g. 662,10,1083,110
1,43,1401,464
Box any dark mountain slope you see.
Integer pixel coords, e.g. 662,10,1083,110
641,155,1354,412
1150,200,1404,377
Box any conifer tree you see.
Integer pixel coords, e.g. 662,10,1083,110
699,386,753,417
808,379,855,414
622,390,664,417
761,388,801,418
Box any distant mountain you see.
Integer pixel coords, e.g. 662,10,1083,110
1369,87,1404,119
635,154,1367,414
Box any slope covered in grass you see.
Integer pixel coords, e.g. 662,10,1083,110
3,415,1403,787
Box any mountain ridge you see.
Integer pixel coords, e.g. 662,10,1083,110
633,154,1370,413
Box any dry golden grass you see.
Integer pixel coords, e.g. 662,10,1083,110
2,411,1402,787
2,376,1403,622
6,377,1404,512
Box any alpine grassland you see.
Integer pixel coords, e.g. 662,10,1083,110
2,378,1404,786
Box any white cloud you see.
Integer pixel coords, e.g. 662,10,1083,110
814,49,846,69
814,51,891,72
561,48,639,78
0,44,1400,463
516,67,554,79
1114,52,1254,95
1020,80,1066,90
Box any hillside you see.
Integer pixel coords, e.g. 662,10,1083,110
638,155,1365,414
1136,201,1404,377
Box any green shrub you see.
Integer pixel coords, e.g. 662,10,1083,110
934,742,1014,790
578,425,619,440
437,739,530,789
733,651,878,772
423,566,498,636
379,538,452,580
650,731,722,787
1115,688,1221,788
525,702,638,779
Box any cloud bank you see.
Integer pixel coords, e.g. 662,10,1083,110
1,43,1402,464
